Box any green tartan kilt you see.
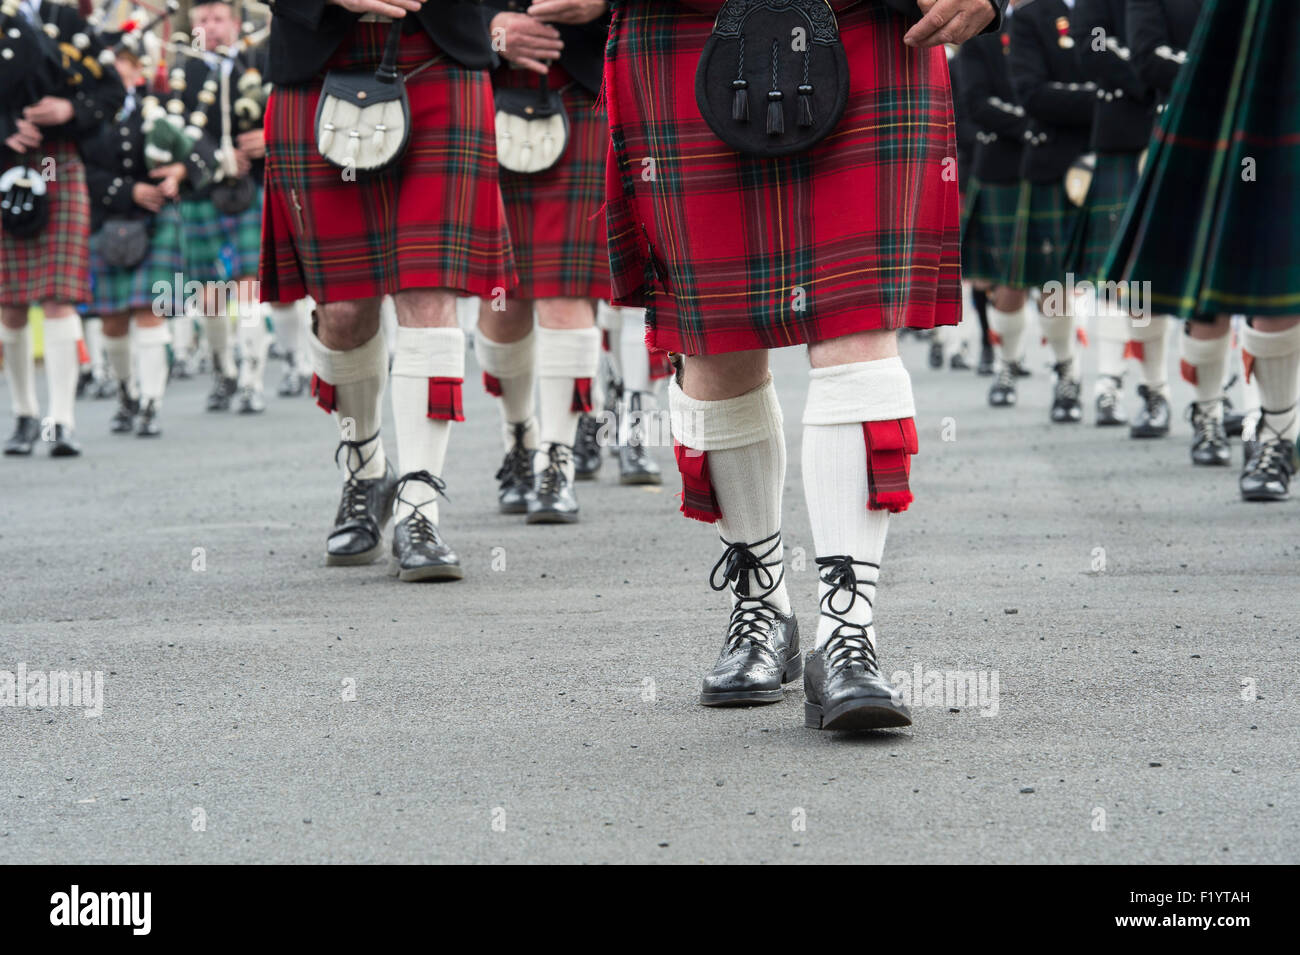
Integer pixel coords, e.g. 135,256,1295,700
89,204,186,315
961,178,1021,286
1105,0,1300,318
1064,152,1139,283
1008,179,1078,290
180,185,263,284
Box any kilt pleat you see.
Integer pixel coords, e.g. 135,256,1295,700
260,24,516,305
1105,0,1300,317
960,178,1021,286
1008,179,1077,290
495,66,611,301
180,188,264,283
0,141,92,306
89,204,186,314
604,0,963,356
1063,152,1139,284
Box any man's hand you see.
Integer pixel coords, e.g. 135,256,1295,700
326,0,423,16
5,119,43,153
149,162,187,199
904,0,996,48
132,182,166,212
23,97,75,127
237,129,266,161
490,11,564,76
526,0,608,26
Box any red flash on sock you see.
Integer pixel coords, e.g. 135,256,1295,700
309,373,337,414
673,442,721,523
1179,359,1198,386
571,378,594,413
862,418,919,513
1242,350,1256,385
482,371,503,397
427,377,465,421
1124,341,1145,362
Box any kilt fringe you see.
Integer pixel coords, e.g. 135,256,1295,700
571,378,594,414
427,378,466,422
310,373,337,414
649,346,674,381
482,371,503,397
863,418,918,513
673,442,722,524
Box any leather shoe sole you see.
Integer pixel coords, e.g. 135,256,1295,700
619,471,662,486
387,558,465,582
700,654,802,707
326,541,385,567
526,509,579,524
805,697,912,731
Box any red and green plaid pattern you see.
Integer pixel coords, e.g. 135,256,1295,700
1105,0,1300,317
495,65,612,301
1064,152,1139,285
89,204,186,314
180,188,263,283
1008,179,1078,291
260,25,516,306
1,142,91,307
603,1,962,357
961,178,1022,286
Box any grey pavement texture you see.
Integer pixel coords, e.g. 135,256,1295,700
1,329,1296,864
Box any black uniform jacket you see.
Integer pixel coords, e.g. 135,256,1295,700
84,84,152,233
958,24,1026,184
1125,0,1204,98
1071,0,1155,153
482,0,608,96
0,1,124,163
178,44,268,196
1009,0,1096,182
266,0,496,86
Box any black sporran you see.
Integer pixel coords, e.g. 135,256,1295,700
94,218,152,269
0,165,50,239
494,73,570,175
695,0,850,157
210,175,256,215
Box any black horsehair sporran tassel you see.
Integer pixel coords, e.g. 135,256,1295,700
766,39,784,135
732,33,749,122
798,48,814,127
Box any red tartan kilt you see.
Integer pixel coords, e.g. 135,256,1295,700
0,141,92,306
605,1,963,356
259,25,516,305
494,64,612,301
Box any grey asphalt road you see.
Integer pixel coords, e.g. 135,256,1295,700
1,326,1295,864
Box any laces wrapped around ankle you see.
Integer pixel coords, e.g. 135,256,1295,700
333,432,383,525
394,471,450,541
537,443,573,495
496,423,534,483
709,530,785,648
815,555,881,663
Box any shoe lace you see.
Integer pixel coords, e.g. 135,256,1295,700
709,530,785,651
495,422,534,484
815,555,881,674
1053,363,1080,401
623,392,654,459
995,367,1014,391
1187,400,1226,444
333,432,383,525
537,442,573,495
1249,409,1298,475
394,471,450,542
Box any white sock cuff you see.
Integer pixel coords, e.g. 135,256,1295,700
42,315,83,343
0,323,27,346
1128,315,1169,342
670,374,783,451
1094,312,1130,344
536,325,600,379
1240,321,1300,359
474,327,535,379
803,357,915,425
1181,330,1231,363
134,323,172,345
390,326,466,379
308,326,387,386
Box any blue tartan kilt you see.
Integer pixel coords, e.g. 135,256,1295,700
89,204,186,315
180,185,263,284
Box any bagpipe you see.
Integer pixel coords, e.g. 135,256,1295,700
144,10,270,212
0,0,120,235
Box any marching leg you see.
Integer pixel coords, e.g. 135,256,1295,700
134,318,171,438
529,319,600,523
475,300,538,514
1128,315,1172,438
42,309,83,456
1238,319,1300,501
1,314,42,455
1181,320,1232,466
617,307,663,485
